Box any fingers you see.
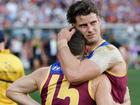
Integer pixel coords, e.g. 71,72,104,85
57,26,76,41
69,27,75,31
66,26,76,35
60,27,76,37
69,29,75,36
63,26,75,32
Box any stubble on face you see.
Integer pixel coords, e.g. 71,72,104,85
86,40,97,45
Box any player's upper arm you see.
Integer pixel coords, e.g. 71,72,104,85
89,45,124,73
95,75,114,105
68,45,122,83
68,59,101,84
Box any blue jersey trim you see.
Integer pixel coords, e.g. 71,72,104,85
86,41,109,59
50,61,63,75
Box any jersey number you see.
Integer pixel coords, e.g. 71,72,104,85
45,75,79,105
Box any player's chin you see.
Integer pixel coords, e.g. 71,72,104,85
86,39,96,45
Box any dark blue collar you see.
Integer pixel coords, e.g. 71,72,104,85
50,61,63,74
86,41,109,59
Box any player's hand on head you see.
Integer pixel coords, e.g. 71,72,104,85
57,27,75,41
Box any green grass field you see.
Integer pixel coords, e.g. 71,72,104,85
31,69,140,105
128,69,140,105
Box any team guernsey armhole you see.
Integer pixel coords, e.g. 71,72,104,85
88,80,95,100
39,66,51,94
106,71,127,77
106,47,127,77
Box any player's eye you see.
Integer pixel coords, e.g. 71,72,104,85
79,24,87,28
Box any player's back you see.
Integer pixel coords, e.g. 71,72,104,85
40,61,96,105
0,49,24,105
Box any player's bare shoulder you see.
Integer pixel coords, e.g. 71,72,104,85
96,43,121,53
109,44,125,61
107,44,127,75
92,74,110,85
89,44,125,72
33,67,50,88
93,44,118,57
37,67,49,78
100,44,124,62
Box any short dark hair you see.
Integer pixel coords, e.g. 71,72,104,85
67,0,99,24
68,30,85,56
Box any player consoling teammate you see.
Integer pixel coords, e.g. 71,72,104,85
6,0,130,105
0,31,24,105
6,28,130,105
57,0,130,104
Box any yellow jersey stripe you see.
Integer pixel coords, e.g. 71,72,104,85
39,66,51,94
45,75,59,105
106,71,127,77
88,80,94,100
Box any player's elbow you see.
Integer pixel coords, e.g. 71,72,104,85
65,72,78,83
6,85,19,99
64,68,83,85
67,76,81,85
6,87,14,99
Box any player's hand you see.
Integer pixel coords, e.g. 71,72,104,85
57,27,75,41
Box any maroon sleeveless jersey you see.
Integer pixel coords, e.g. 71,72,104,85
105,72,128,103
40,63,96,105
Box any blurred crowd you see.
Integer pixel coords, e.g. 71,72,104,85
4,30,58,71
0,0,140,71
0,0,140,29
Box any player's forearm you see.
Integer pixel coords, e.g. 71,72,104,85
58,47,100,84
58,44,81,82
6,75,39,105
58,39,101,83
6,90,40,105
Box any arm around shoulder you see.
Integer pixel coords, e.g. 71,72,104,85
59,53,101,84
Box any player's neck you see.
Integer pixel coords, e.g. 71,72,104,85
89,38,104,51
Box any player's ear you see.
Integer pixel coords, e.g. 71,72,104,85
72,24,76,28
69,24,75,32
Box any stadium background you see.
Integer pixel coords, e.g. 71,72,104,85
0,0,140,104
